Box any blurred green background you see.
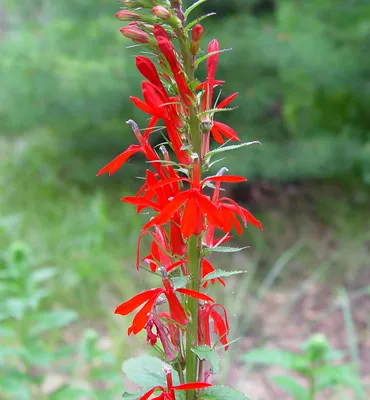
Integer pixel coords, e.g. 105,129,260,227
1,0,370,398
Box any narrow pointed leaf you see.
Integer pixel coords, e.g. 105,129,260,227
202,246,249,255
206,142,261,159
202,269,245,284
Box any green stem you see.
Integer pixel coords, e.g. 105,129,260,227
186,235,201,400
308,372,316,400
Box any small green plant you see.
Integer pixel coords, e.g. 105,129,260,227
0,241,78,399
243,333,364,400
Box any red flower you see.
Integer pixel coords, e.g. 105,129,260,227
131,59,190,164
140,368,211,400
142,158,247,238
145,314,179,360
154,25,194,107
115,275,214,335
97,119,160,176
198,302,230,350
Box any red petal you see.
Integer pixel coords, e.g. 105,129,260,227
139,386,164,400
210,126,224,144
242,207,263,230
176,288,214,303
217,92,238,109
173,383,212,391
129,293,162,335
121,196,160,212
165,291,189,326
206,39,220,80
202,175,246,185
181,195,198,239
115,288,162,315
142,191,189,231
144,116,160,139
130,96,155,115
195,193,224,229
136,56,163,88
213,121,240,141
97,145,141,176
146,176,190,192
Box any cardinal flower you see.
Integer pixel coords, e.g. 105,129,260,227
139,368,211,400
145,314,179,360
142,157,247,238
198,302,230,350
97,119,160,176
115,273,214,335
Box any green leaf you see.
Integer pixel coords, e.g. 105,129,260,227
171,276,188,289
122,391,147,400
272,376,308,400
243,349,309,373
316,365,365,397
185,13,216,31
202,246,249,255
21,340,51,366
200,386,250,400
195,48,232,68
184,0,208,20
201,269,245,284
206,142,261,159
191,345,220,373
122,355,179,389
30,310,78,335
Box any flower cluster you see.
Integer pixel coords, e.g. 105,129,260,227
98,1,262,399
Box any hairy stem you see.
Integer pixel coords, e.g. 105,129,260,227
186,235,201,400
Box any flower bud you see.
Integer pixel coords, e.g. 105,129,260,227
152,5,171,20
200,120,213,133
190,24,204,55
115,10,140,21
120,26,149,43
192,24,204,42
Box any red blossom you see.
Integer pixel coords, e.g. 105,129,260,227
198,302,230,350
115,276,214,335
139,369,211,400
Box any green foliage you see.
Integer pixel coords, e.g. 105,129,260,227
243,333,365,399
0,241,77,399
191,345,220,373
200,385,250,400
0,239,122,399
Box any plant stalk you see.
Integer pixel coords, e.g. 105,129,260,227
186,234,201,400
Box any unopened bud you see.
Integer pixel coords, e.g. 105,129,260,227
200,120,213,133
115,10,140,21
152,5,171,20
120,26,149,43
192,24,204,42
190,24,204,55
